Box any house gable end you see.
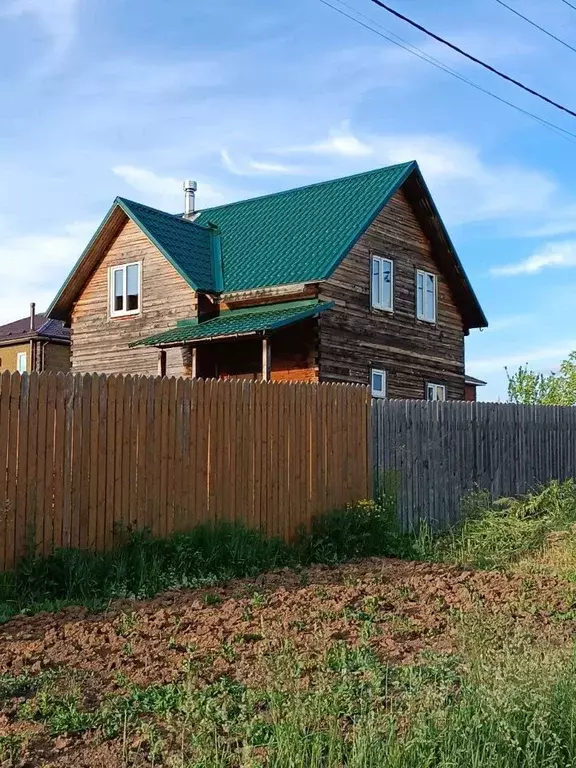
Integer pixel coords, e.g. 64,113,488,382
70,218,199,375
48,199,214,322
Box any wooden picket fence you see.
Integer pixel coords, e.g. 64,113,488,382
0,372,371,571
373,399,576,530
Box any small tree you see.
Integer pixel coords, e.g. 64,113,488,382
507,352,576,405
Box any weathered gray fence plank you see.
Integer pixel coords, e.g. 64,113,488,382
373,399,576,530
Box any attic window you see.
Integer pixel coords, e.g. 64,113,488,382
371,255,393,311
110,263,141,317
416,270,437,323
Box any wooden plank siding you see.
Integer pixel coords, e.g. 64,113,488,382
43,343,71,373
318,187,466,400
71,218,198,377
0,373,371,571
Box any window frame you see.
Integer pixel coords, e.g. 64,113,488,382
109,261,142,318
371,368,387,399
416,269,437,323
426,382,446,401
16,352,27,373
370,254,394,312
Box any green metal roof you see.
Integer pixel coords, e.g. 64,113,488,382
47,160,487,329
116,198,217,291
195,162,415,292
130,300,334,348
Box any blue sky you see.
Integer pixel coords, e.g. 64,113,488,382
1,0,576,399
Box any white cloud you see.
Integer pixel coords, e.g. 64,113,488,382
112,165,228,210
0,220,97,324
468,341,576,375
220,149,302,177
491,241,576,276
1,0,80,67
275,125,557,226
281,124,374,158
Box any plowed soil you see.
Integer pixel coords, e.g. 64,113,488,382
1,557,575,767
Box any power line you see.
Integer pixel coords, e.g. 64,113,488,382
558,0,576,11
368,0,576,119
494,0,576,55
318,0,576,143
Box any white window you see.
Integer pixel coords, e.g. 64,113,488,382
371,255,393,311
16,352,27,373
416,270,437,323
371,368,387,398
427,383,446,401
110,262,141,317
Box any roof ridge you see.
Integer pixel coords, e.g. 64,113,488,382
116,197,212,232
197,161,416,215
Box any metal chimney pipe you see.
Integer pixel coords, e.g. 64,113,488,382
183,180,198,218
30,302,36,331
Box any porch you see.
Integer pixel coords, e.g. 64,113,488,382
130,300,333,383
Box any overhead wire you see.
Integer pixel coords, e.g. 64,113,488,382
493,0,576,55
558,0,576,11
367,0,576,119
318,0,576,143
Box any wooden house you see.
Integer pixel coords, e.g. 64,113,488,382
48,162,487,400
0,304,70,374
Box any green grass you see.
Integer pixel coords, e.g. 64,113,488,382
0,491,406,622
413,479,576,571
5,480,576,764
3,480,576,622
8,633,576,767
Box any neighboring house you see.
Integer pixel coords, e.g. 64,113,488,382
48,162,488,400
0,304,71,374
464,375,487,402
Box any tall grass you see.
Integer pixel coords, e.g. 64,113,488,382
4,479,576,621
12,627,576,767
414,479,576,570
0,492,406,621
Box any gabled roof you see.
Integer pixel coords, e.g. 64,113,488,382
195,162,415,292
117,198,218,291
48,198,218,320
48,162,487,329
0,314,70,344
130,300,334,348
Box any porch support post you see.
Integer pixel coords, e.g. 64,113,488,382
191,346,198,379
158,349,167,377
262,336,271,382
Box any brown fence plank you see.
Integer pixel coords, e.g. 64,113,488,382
113,376,125,542
4,374,21,569
14,373,30,564
0,371,11,570
104,375,117,552
35,372,49,558
51,373,67,553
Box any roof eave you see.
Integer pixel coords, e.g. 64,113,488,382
409,165,488,331
130,300,335,349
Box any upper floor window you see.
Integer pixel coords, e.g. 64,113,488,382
110,263,141,317
371,255,393,311
416,270,437,323
371,368,387,398
427,382,446,401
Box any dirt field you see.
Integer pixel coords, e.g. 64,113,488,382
1,557,576,767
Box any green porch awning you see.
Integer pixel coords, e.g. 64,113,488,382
130,299,334,348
